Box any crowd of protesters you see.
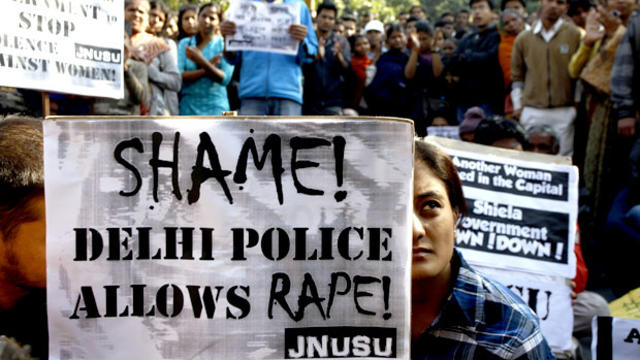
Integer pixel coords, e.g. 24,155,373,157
2,0,640,358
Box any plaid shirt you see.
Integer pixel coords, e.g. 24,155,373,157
412,251,556,360
611,11,640,120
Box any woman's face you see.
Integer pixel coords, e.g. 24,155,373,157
354,37,370,56
181,9,198,36
149,7,166,35
412,160,458,281
125,0,150,35
165,16,179,39
199,6,219,35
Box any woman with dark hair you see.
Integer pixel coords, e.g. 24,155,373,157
178,4,199,41
149,0,169,37
125,0,180,115
177,3,233,115
411,139,554,358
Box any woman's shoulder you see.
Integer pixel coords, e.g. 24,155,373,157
445,254,554,358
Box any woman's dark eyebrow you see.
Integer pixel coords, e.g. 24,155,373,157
416,191,445,200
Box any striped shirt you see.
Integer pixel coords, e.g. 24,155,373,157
412,252,556,359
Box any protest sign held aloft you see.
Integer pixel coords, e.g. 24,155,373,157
225,0,301,55
44,117,413,359
430,138,578,278
0,0,123,98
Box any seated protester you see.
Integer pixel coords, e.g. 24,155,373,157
526,124,610,360
429,101,457,127
458,106,486,142
93,22,148,115
0,117,47,360
604,138,640,297
178,3,234,115
177,4,199,41
412,139,554,359
126,0,181,116
473,115,529,150
404,20,444,135
345,34,375,114
366,24,413,118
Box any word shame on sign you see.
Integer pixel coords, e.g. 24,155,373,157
115,131,348,205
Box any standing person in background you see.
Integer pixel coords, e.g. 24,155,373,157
511,0,581,156
346,34,374,114
448,0,504,122
366,24,412,118
498,9,526,117
93,22,148,115
126,0,181,116
410,5,428,21
177,4,199,41
365,20,386,62
341,14,358,38
178,3,233,115
360,9,375,30
220,0,317,116
569,3,628,224
405,20,444,135
303,1,351,115
454,9,473,40
165,13,179,40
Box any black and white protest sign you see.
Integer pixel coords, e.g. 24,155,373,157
43,118,413,359
431,140,578,278
0,0,123,98
225,0,301,55
426,126,460,140
477,266,573,353
592,317,640,360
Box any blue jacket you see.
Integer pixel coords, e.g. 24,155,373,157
231,0,317,104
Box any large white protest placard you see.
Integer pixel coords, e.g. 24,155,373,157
592,317,640,360
477,266,573,353
429,138,578,278
225,0,301,55
0,1,123,98
44,118,413,359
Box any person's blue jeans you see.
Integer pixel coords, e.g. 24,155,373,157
239,98,302,116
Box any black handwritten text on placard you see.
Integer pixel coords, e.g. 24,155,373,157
69,226,394,321
114,131,348,205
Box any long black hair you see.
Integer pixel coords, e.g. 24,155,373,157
177,3,199,41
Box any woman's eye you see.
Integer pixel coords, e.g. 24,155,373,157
422,200,441,212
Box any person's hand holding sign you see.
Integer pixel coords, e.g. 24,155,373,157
288,24,307,41
220,21,236,37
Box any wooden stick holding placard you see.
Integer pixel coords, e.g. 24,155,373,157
41,92,50,117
